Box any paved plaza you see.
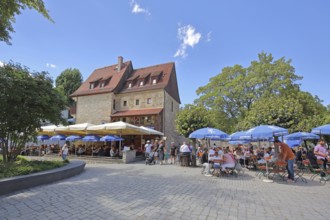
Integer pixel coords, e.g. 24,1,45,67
0,161,329,220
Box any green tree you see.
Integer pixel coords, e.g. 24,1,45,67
195,52,303,132
0,62,66,163
241,95,303,132
175,104,212,138
0,0,53,45
55,68,83,106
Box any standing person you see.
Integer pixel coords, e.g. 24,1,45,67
314,138,328,169
144,140,152,158
158,140,165,165
153,140,159,164
170,142,177,164
61,141,69,161
274,140,295,183
180,141,192,166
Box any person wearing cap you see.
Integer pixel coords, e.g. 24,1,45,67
274,140,295,183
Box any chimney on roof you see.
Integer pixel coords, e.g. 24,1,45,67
117,56,123,72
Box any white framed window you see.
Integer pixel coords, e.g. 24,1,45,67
128,83,132,88
89,83,94,89
123,100,127,107
140,81,144,86
152,79,157,84
136,99,140,105
147,98,151,104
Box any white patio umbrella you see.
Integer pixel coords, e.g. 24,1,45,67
139,126,164,136
39,125,57,135
87,121,148,156
87,121,147,135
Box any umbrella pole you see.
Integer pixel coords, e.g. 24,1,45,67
205,138,212,177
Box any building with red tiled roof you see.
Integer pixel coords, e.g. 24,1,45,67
70,56,182,145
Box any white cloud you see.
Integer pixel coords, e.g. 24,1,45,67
174,24,202,58
206,32,212,42
130,0,150,16
46,63,57,68
0,61,4,67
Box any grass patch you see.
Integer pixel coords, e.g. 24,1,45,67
0,155,69,179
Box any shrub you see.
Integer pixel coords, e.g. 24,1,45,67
0,156,68,179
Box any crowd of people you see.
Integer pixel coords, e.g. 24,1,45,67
195,138,330,182
19,136,330,182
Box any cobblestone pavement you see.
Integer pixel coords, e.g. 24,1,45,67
1,161,329,220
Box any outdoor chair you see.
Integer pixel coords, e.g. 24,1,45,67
271,161,287,181
255,163,268,179
305,159,323,181
294,161,307,183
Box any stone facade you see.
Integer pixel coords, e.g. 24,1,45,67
71,57,183,146
76,93,114,124
163,91,184,145
115,89,164,111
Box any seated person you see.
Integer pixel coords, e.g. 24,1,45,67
257,147,275,164
77,146,85,156
110,146,118,157
221,149,236,173
212,151,223,169
97,147,105,156
92,147,100,156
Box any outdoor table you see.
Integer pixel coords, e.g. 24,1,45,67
263,157,273,183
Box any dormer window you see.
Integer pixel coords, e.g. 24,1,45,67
100,76,111,88
150,71,162,85
139,81,144,86
89,77,102,89
128,82,132,88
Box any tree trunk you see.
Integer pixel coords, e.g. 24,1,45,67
191,139,197,167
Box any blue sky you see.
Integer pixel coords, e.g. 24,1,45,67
1,0,329,106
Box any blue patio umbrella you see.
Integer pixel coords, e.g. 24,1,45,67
311,124,330,135
66,135,82,141
241,125,289,141
284,139,302,148
82,135,100,142
228,131,249,141
100,135,124,142
284,132,319,140
189,127,229,140
49,134,66,141
37,134,50,141
228,140,250,145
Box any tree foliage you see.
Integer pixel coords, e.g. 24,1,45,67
195,52,329,133
0,0,53,45
0,62,66,163
175,104,212,138
55,68,83,105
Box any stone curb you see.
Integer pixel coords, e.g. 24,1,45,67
0,160,86,196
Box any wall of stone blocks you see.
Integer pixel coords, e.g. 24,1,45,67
76,93,113,124
114,90,164,111
163,92,184,146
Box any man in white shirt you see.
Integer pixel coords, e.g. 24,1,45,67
61,142,69,160
144,140,152,157
180,142,191,153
